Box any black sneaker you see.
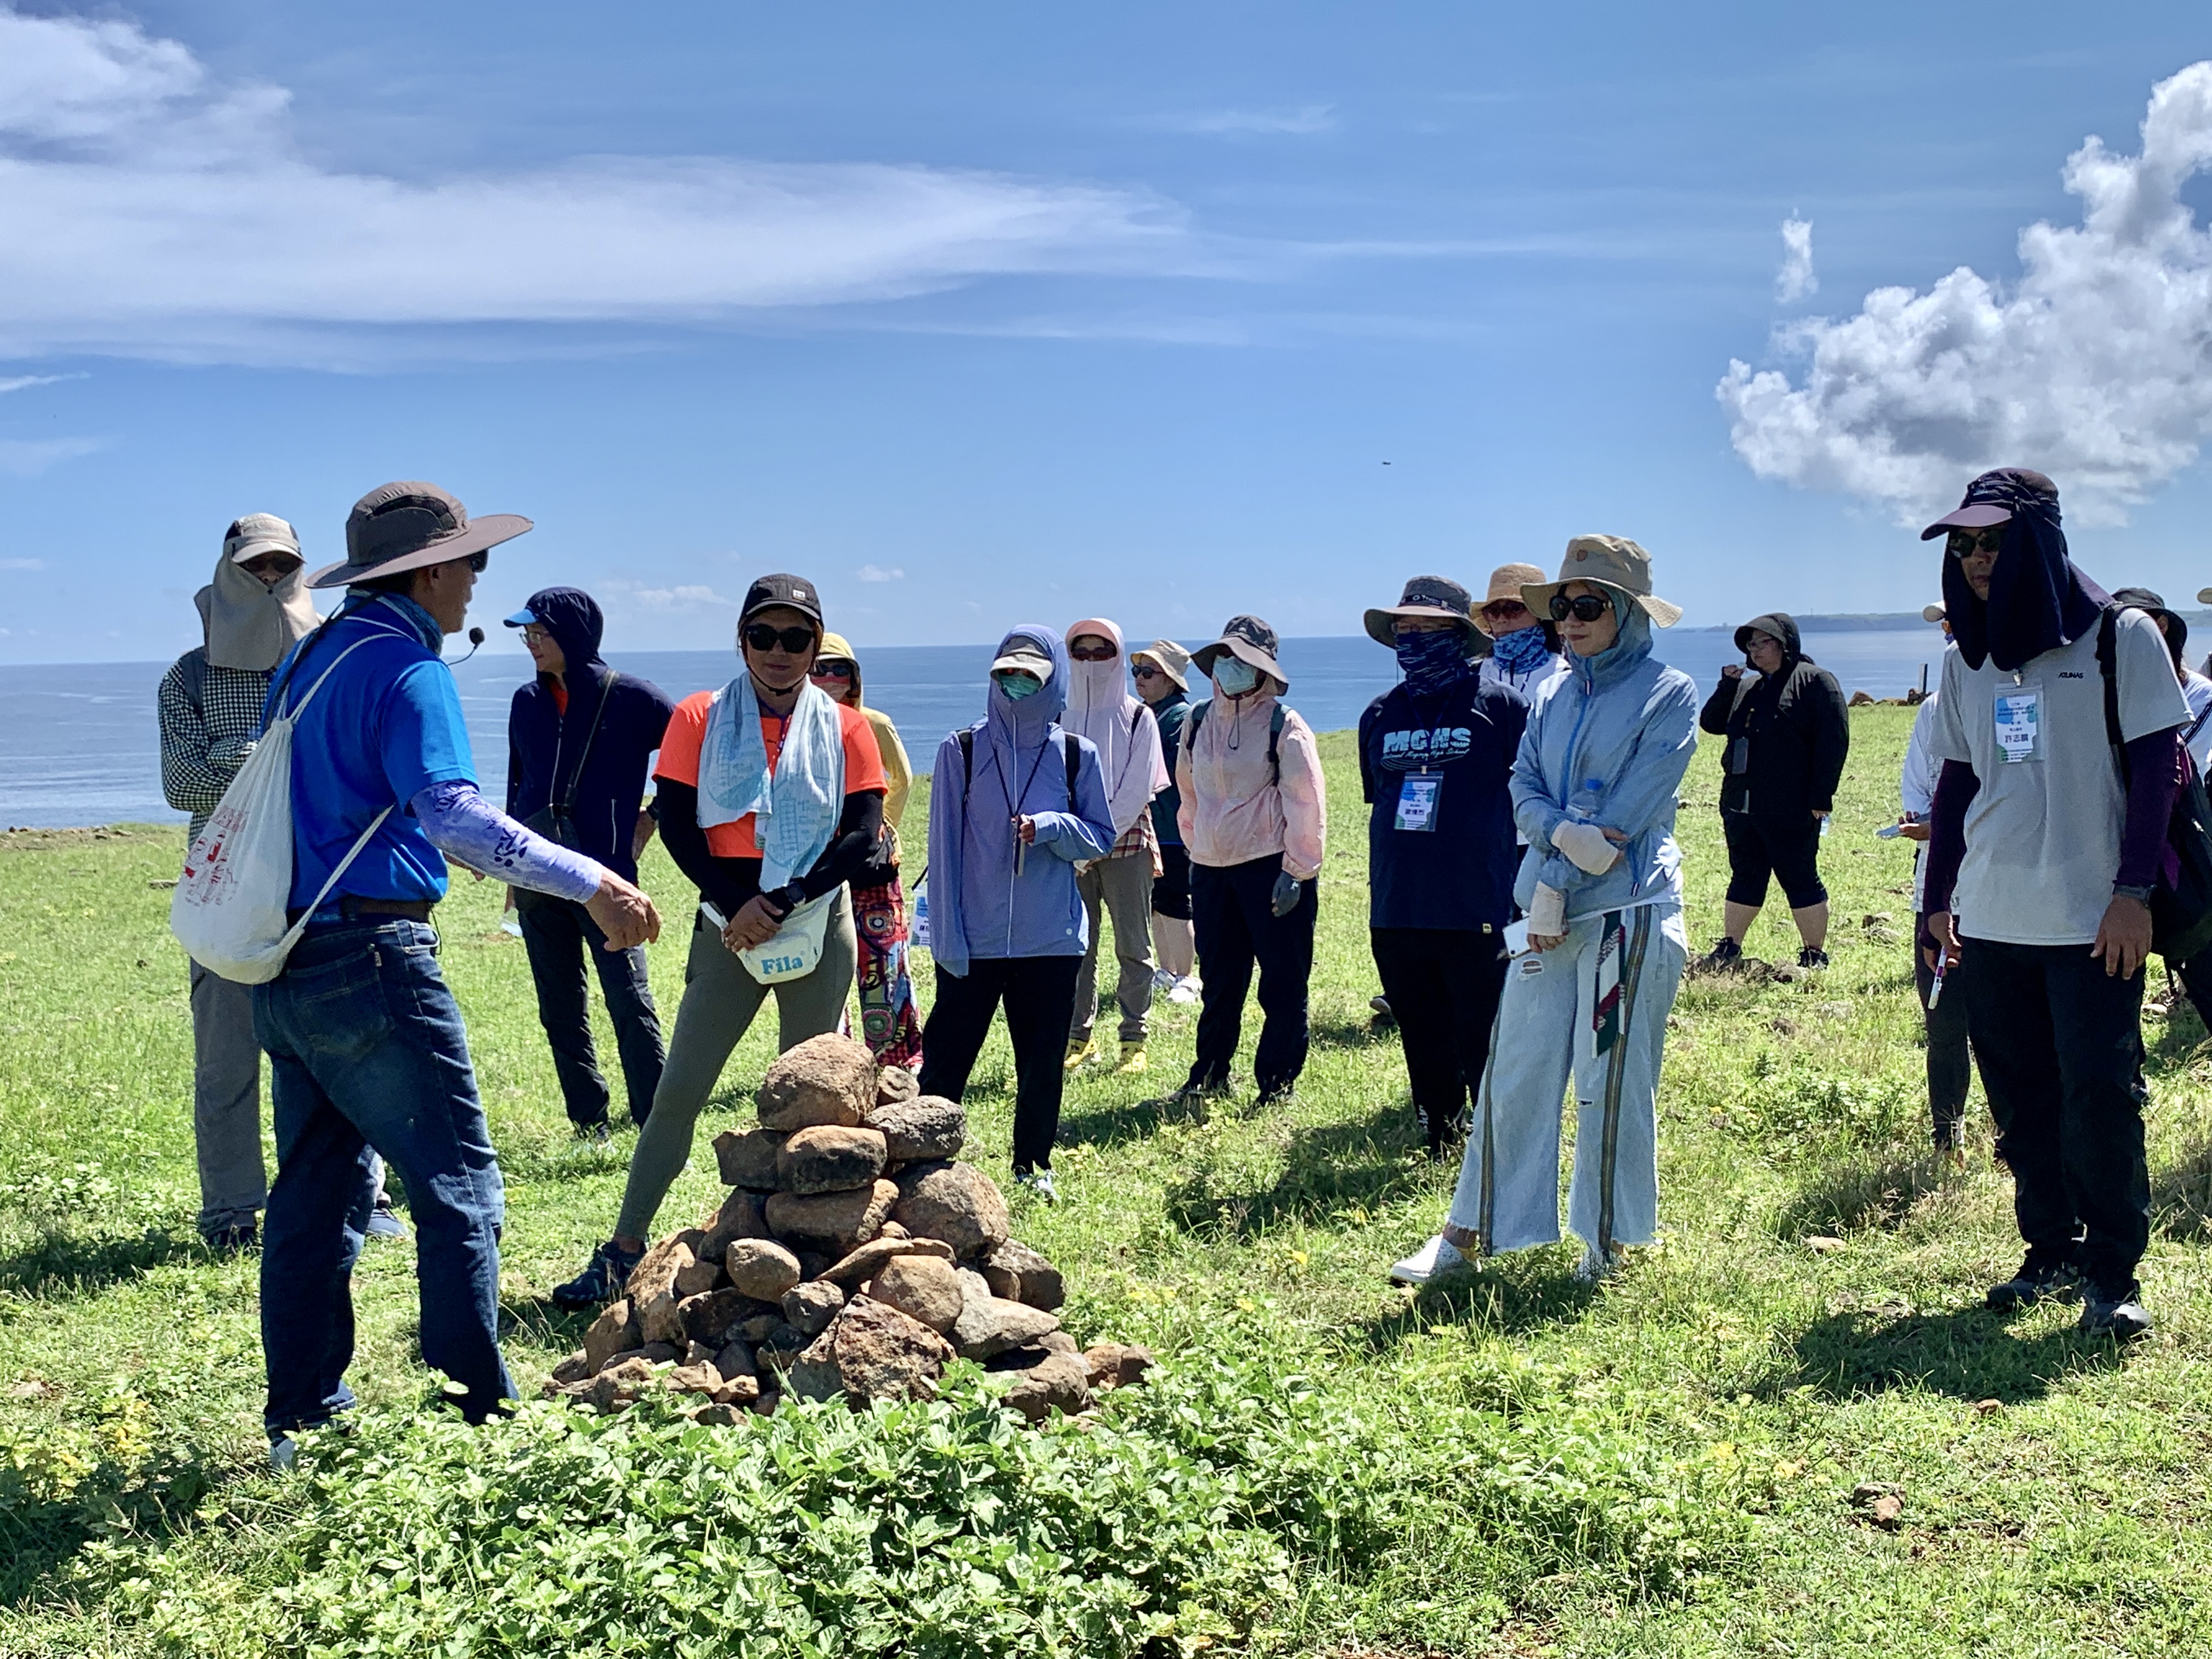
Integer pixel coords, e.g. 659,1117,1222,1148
1701,937,1743,970
551,1238,643,1310
204,1221,259,1253
573,1118,613,1146
1985,1256,2084,1311
2079,1285,2153,1341
1798,947,1831,970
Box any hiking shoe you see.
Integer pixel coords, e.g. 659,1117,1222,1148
2079,1289,2152,1341
1013,1167,1058,1205
1115,1041,1148,1075
1701,937,1743,971
1369,994,1395,1023
204,1221,259,1253
1255,1085,1296,1109
573,1118,613,1145
1797,946,1831,970
1166,975,1203,1005
1985,1256,2084,1311
552,1238,644,1310
1389,1234,1469,1285
365,1197,408,1240
1063,1039,1095,1071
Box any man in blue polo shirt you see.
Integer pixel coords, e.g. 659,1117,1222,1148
256,481,659,1462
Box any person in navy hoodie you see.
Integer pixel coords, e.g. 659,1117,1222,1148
504,588,677,1138
1358,576,1530,1159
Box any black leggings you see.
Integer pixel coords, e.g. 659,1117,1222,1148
918,956,1081,1175
1370,927,1508,1152
1722,809,1827,909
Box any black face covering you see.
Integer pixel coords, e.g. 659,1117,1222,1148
1937,470,2109,673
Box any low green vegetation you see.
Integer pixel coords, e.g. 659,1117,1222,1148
4,708,2210,1656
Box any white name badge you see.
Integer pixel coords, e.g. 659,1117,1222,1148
1395,772,1441,831
1994,688,2041,764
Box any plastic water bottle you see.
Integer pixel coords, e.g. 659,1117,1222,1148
911,884,932,952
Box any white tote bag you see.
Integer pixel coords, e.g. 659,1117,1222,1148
170,634,397,984
737,890,838,985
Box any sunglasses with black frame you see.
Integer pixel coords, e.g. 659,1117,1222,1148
1548,592,1613,623
743,622,819,654
1944,526,2006,558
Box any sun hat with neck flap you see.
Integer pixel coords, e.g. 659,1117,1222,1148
1520,535,1683,628
308,481,533,590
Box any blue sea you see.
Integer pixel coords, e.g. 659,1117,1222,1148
0,629,1949,830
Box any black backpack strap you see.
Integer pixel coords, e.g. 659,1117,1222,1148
1064,727,1081,806
177,648,210,718
1269,705,1286,787
1188,698,1209,743
2098,607,2128,781
958,727,974,797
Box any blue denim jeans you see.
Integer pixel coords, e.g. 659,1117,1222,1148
252,919,514,1435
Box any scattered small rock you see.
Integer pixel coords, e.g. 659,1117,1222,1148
952,1294,1060,1360
1770,1017,1797,1036
1816,1000,1853,1019
1805,1235,1846,1255
1974,1398,2003,1416
1002,1351,1093,1423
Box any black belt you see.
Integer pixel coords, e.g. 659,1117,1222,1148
291,896,437,925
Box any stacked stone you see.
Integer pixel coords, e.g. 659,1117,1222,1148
547,1034,1153,1424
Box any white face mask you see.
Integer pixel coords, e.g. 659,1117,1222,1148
1212,657,1260,697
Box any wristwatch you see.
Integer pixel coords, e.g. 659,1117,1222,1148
2113,883,2156,903
763,881,808,919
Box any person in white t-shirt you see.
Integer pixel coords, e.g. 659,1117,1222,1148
1921,470,2187,1343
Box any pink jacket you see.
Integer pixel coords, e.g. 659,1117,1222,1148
1175,689,1325,880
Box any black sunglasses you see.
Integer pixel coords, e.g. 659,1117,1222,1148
1131,664,1163,679
466,550,489,573
810,660,854,679
743,622,817,654
1548,593,1612,623
1945,526,2005,558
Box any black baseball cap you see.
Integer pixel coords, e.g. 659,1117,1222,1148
741,573,823,627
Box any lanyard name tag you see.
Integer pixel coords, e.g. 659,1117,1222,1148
1395,772,1441,831
1994,688,2041,764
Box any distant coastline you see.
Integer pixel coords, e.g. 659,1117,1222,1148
1679,608,2212,634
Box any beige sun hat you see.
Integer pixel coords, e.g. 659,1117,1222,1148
1483,562,1548,606
1130,638,1192,691
1521,535,1683,628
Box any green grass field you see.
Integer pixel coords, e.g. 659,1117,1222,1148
5,706,2211,1657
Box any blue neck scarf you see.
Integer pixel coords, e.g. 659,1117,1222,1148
1396,628,1472,696
1490,624,1552,675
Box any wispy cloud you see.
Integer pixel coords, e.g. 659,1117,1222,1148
1775,218,1816,302
602,580,739,612
1150,105,1338,137
0,557,47,569
0,7,1200,366
855,563,905,583
0,437,100,477
0,373,82,395
1720,61,2212,527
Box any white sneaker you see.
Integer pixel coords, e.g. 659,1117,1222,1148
1167,975,1202,1005
1388,1234,1468,1285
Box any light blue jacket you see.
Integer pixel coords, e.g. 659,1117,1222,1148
927,626,1116,977
1511,605,1700,920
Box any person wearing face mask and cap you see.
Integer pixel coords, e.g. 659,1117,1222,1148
1474,563,1566,700
1169,617,1327,1113
1358,577,1530,1159
1059,619,1169,1075
917,628,1115,1201
1920,470,2189,1341
158,515,323,1249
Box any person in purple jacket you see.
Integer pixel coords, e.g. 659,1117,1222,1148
504,588,676,1139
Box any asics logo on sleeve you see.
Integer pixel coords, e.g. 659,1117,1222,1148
1380,725,1473,770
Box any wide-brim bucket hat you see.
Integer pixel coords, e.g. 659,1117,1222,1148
309,481,532,590
1130,638,1192,691
1363,574,1479,647
1191,614,1288,689
1521,534,1683,628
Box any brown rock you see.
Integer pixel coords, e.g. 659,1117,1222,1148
984,1239,1064,1311
1870,1494,1904,1529
1002,1351,1093,1423
778,1125,889,1194
723,1238,804,1302
871,1254,964,1332
817,1234,957,1288
551,1350,593,1386
681,1287,768,1348
583,1300,640,1373
832,1296,955,1407
638,1341,682,1364
626,1237,696,1307
876,1065,919,1106
735,1312,783,1344
754,1324,807,1372
951,1294,1059,1359
782,1279,848,1339
751,1391,781,1417
878,1221,911,1240
674,1257,725,1299
757,1034,876,1131
865,1096,968,1163
699,1187,772,1260
714,1127,789,1190
1974,1398,2002,1416
797,1251,836,1280
765,1180,899,1254
983,1342,1056,1373
713,1373,762,1407
585,1356,658,1413
786,1328,844,1403
1082,1342,1156,1390
713,1339,758,1380
691,1402,744,1425
956,1266,994,1308
638,1291,688,1348
1037,1329,1079,1356
893,1162,1010,1259
665,1361,723,1396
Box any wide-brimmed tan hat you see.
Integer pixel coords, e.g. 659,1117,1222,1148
1130,638,1191,691
1362,575,1478,647
1521,535,1682,628
1483,563,1547,606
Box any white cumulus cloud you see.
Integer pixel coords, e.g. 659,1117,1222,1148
855,563,905,583
1718,62,2212,526
1775,218,1816,303
602,581,738,612
0,7,1195,365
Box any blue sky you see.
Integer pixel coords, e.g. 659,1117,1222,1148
4,1,2212,663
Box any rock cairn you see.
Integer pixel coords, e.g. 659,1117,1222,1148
547,1034,1153,1425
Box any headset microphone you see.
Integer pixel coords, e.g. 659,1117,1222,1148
449,625,486,665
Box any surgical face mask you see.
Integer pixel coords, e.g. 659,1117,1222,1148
1212,657,1260,697
994,670,1043,701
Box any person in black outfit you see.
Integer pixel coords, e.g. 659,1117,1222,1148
1697,612,1849,970
504,588,676,1138
1358,577,1530,1157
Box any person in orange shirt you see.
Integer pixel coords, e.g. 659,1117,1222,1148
554,574,887,1306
